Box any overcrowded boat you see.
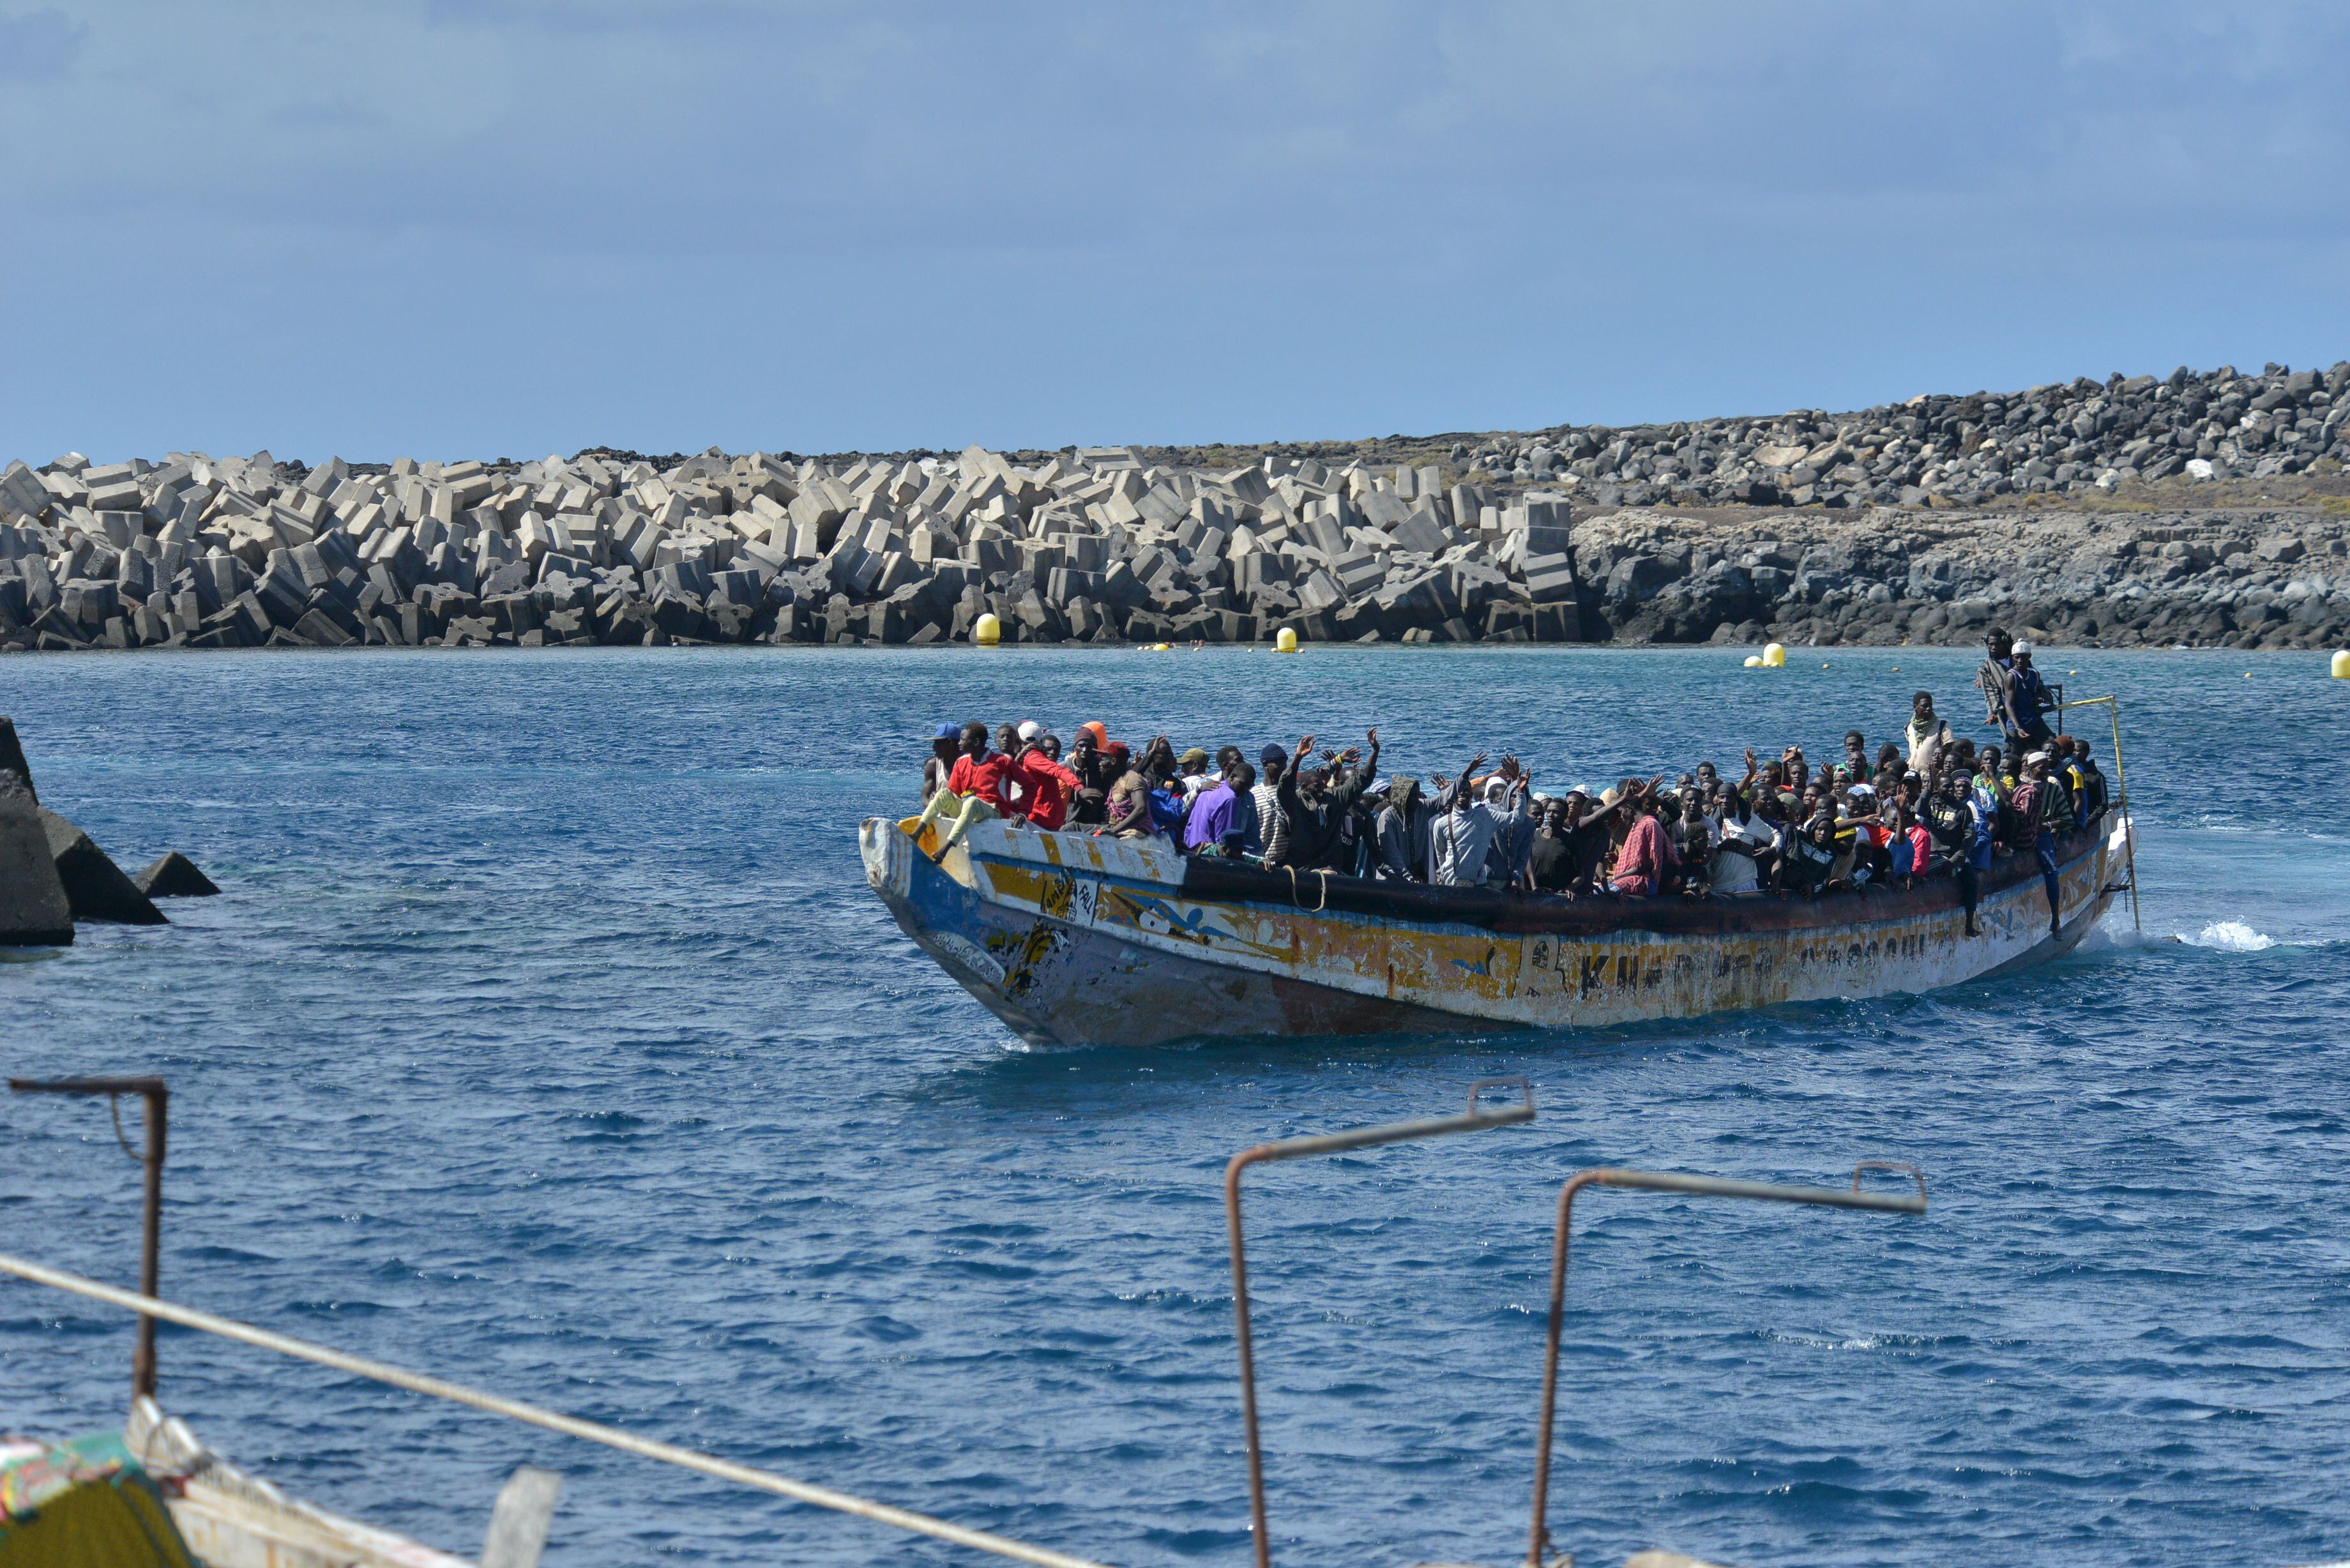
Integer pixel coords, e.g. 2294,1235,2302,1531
863,636,2138,1045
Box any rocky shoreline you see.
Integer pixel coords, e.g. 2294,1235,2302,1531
3,359,2345,654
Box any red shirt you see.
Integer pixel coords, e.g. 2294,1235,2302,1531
946,750,1080,826
946,751,1017,813
1010,753,1081,830
1610,813,1669,894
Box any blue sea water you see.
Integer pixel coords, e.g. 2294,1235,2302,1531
2,644,2347,1568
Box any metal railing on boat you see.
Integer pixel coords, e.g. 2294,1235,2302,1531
13,1074,1936,1568
2058,693,2141,930
0,1251,1120,1568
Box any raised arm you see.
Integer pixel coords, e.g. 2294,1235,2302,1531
1434,751,1486,813
1329,731,1381,808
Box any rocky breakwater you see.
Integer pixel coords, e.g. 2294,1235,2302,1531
1570,504,2350,651
0,444,1591,650
1460,359,2350,510
0,357,2342,653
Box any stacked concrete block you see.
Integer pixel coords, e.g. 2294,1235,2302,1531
1,357,2346,654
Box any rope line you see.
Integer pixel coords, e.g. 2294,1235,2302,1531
107,1095,139,1163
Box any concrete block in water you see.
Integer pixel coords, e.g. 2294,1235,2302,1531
0,718,36,801
1524,554,1581,604
0,781,71,945
134,850,219,898
39,807,166,924
293,608,356,647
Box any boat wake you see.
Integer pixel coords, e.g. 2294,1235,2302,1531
2182,921,2278,953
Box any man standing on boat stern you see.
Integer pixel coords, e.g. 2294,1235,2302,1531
1977,628,2015,739
2005,642,2058,749
2013,753,2065,937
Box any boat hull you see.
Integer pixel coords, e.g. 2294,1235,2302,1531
859,814,2132,1048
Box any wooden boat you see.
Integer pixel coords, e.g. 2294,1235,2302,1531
860,808,2134,1047
0,1398,469,1568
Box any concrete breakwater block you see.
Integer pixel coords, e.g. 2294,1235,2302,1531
1,356,2346,657
0,781,72,945
0,718,34,801
135,850,219,898
39,806,167,924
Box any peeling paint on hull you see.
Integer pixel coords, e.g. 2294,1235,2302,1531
859,815,2132,1048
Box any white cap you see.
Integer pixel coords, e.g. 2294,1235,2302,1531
1017,720,1043,742
2012,640,2033,657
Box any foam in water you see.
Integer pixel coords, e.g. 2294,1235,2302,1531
2183,920,2277,951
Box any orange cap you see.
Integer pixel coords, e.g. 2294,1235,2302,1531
1079,721,1108,748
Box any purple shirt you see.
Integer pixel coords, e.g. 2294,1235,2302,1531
1183,780,1237,851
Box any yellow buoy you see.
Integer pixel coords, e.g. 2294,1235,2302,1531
973,612,1000,646
1275,626,1300,654
1762,642,1786,667
2331,649,2350,679
1743,654,1763,668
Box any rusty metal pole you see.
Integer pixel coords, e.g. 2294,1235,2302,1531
1524,1163,1927,1568
1224,1076,1535,1568
2060,695,2139,931
9,1076,169,1399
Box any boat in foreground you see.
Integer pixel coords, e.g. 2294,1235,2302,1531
860,809,2134,1047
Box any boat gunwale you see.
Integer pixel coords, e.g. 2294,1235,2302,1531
935,817,2126,940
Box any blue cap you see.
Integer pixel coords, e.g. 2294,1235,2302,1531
934,723,959,741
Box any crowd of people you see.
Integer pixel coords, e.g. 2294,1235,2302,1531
909,628,2110,939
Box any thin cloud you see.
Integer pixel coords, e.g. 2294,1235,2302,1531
0,6,86,82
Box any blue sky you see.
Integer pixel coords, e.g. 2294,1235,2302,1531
4,2,2346,462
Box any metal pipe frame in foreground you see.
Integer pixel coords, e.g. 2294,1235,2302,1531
1224,1076,1536,1568
0,1253,1116,1568
1524,1162,1929,1568
9,1076,167,1399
